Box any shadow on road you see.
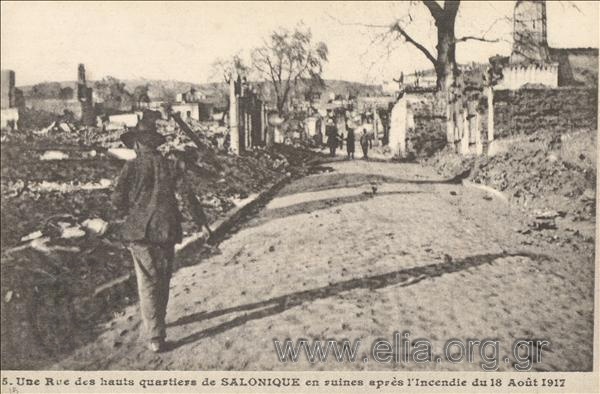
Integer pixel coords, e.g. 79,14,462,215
167,251,551,351
244,190,426,229
279,172,465,198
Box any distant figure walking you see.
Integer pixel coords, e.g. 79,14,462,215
360,128,369,160
325,118,338,157
346,127,355,160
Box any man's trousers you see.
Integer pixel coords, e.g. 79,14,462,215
128,241,174,341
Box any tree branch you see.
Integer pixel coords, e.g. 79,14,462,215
422,0,443,20
391,22,437,65
455,35,499,44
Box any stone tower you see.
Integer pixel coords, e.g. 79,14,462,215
77,63,89,102
77,64,96,126
510,0,551,64
1,70,16,109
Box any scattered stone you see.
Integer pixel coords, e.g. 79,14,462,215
581,188,595,201
82,218,109,236
546,153,558,163
21,230,43,242
533,209,564,219
107,148,137,161
40,150,69,161
61,225,86,239
529,219,557,230
4,290,13,303
58,123,72,133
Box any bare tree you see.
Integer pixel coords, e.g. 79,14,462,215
335,1,501,92
389,1,500,91
210,54,250,84
251,24,328,116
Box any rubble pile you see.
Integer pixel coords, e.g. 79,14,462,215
427,129,596,246
407,115,447,158
493,88,597,138
1,119,322,369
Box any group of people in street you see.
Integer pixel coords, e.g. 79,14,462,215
325,118,372,160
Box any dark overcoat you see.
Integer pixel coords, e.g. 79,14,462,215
346,128,355,153
112,149,183,244
325,125,338,147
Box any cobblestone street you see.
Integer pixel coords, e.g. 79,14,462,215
56,159,595,372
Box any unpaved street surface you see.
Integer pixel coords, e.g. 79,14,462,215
55,160,595,371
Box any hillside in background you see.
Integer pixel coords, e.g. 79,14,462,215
18,78,384,104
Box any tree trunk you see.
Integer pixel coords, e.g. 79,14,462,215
435,17,460,149
276,96,285,117
434,17,458,93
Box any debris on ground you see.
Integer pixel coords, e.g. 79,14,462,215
426,128,596,248
1,118,324,370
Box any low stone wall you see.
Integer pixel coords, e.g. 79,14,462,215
26,98,83,118
390,87,597,157
492,87,597,138
497,64,559,90
406,92,447,157
1,108,19,130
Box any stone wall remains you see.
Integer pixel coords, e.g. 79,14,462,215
26,98,83,118
492,87,597,139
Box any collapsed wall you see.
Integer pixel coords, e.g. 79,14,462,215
492,87,598,138
25,98,84,118
405,91,451,158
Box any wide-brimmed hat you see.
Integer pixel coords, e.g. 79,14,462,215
120,120,166,149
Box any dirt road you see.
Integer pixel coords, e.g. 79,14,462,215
55,159,595,371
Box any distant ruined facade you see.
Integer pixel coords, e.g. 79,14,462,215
23,64,97,125
510,0,550,64
1,70,17,109
1,70,21,130
78,64,96,126
229,74,267,154
497,0,558,90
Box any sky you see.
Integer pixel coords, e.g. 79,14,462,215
1,1,598,86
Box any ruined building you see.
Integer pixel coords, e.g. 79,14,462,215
510,0,550,64
497,0,558,89
229,74,267,154
78,64,96,126
1,69,21,130
23,63,98,125
495,0,598,90
1,70,16,108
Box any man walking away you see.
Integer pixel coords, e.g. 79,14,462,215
360,128,369,160
325,118,338,157
112,119,185,353
346,126,355,160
